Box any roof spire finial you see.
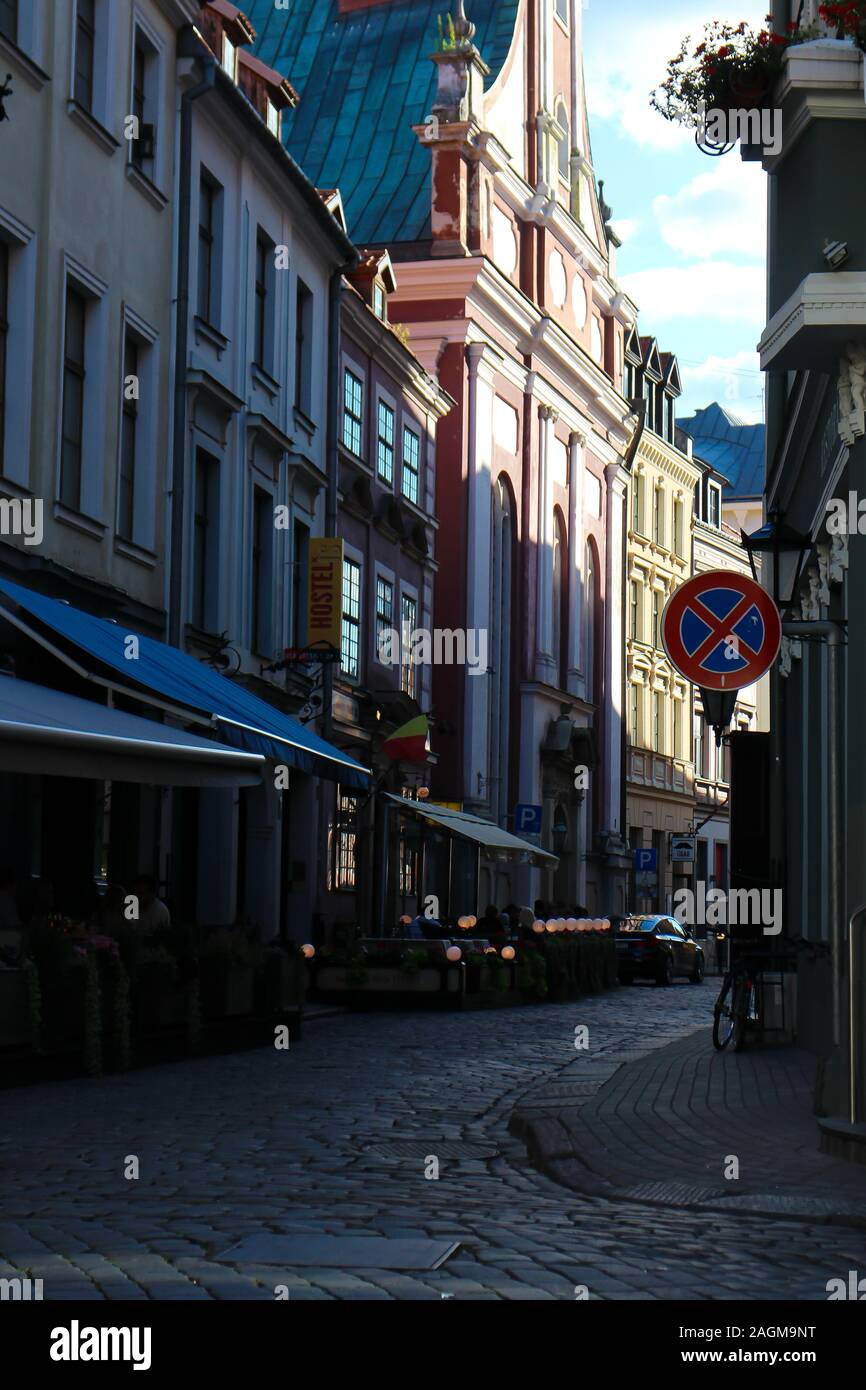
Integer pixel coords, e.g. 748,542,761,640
453,0,476,45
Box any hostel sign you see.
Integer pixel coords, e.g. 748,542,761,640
307,538,343,654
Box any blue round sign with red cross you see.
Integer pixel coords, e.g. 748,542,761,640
661,570,782,691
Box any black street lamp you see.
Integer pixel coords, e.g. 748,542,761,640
740,506,811,613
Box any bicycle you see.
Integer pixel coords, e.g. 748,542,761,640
712,936,830,1051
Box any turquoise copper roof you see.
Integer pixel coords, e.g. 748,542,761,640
677,402,765,500
246,0,520,244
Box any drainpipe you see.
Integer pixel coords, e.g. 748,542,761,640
783,619,844,1047
169,42,216,648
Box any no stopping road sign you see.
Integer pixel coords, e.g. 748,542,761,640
661,570,781,692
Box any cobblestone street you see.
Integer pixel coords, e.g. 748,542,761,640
3,984,865,1301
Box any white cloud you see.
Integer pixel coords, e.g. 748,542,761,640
583,0,768,152
679,350,764,423
619,261,765,326
653,161,766,260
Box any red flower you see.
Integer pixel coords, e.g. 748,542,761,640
717,44,732,56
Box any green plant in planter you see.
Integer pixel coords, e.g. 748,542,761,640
517,948,548,999
399,946,429,976
485,952,508,992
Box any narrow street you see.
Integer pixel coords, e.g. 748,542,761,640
3,985,863,1301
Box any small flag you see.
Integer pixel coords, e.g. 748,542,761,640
382,714,430,763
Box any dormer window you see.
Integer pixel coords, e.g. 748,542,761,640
708,481,722,529
222,33,236,80
373,282,387,321
266,97,280,138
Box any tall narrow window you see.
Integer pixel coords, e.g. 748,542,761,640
556,101,570,181
673,697,682,760
0,0,18,43
291,519,308,647
294,280,312,414
376,575,393,658
373,283,386,321
253,229,274,371
74,0,96,112
630,580,639,641
342,369,362,455
632,473,643,534
654,485,664,545
117,332,139,539
708,482,722,528
400,592,417,698
652,590,660,648
60,286,87,510
552,513,567,689
584,541,596,700
251,487,273,656
0,241,8,476
490,478,513,824
192,450,219,631
333,788,358,890
673,498,684,557
630,684,639,743
376,400,394,484
129,32,157,174
341,557,361,678
197,174,220,325
694,711,705,778
401,425,420,504
653,691,663,753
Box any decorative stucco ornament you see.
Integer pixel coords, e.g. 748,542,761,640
838,342,866,446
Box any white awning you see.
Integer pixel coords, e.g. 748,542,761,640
0,676,266,787
384,794,558,866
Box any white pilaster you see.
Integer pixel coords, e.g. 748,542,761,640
603,461,629,836
535,403,558,684
464,342,500,808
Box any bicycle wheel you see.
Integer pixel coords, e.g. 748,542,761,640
712,974,736,1050
732,980,752,1052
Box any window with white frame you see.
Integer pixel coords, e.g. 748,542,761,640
192,448,220,632
708,481,722,528
694,710,705,778
197,170,223,327
673,497,684,557
294,279,313,415
0,218,35,489
222,32,237,80
60,283,88,510
373,282,386,321
341,556,361,679
630,683,639,743
673,696,682,760
632,472,643,534
375,574,393,660
74,0,97,111
653,484,664,545
376,399,394,484
342,369,363,455
129,25,160,180
266,99,280,139
254,227,276,373
251,484,273,656
117,330,139,541
400,591,417,697
401,424,420,504
630,579,640,641
652,589,661,649
652,690,663,753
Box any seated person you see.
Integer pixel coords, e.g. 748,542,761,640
130,874,171,937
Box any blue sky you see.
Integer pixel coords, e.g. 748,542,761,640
582,0,769,422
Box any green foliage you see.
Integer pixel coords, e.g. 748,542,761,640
518,948,548,999
399,946,429,976
436,13,458,51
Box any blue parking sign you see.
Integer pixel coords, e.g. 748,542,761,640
634,848,657,872
514,803,543,836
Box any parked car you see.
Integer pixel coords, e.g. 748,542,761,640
615,915,704,986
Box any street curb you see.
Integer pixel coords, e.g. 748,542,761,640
510,1041,866,1232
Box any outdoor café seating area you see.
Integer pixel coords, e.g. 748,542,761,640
307,916,619,1008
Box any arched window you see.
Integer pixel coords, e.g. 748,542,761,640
584,539,597,700
552,511,567,690
490,477,514,821
556,101,570,181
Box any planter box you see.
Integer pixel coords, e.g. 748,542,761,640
39,970,87,1052
314,964,462,997
200,964,256,1019
133,964,185,1033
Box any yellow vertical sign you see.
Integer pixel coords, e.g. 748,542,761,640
307,537,343,652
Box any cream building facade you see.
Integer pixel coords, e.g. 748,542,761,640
624,331,702,913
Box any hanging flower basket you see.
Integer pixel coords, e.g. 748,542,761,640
650,16,821,140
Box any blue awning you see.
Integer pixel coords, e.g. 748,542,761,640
0,577,370,788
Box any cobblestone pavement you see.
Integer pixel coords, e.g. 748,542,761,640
2,982,864,1301
515,1029,866,1222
